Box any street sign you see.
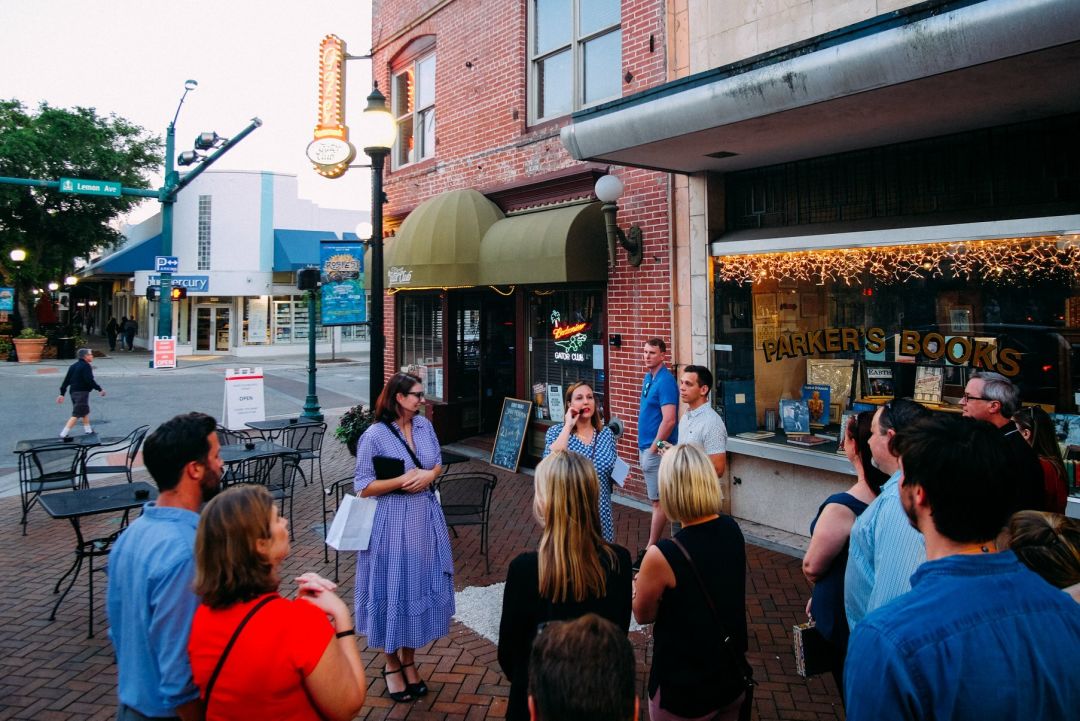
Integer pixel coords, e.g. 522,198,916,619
58,177,121,197
155,256,179,273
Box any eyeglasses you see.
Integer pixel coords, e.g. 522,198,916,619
404,391,425,399
642,377,652,398
961,393,990,402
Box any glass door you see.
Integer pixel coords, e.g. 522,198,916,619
196,306,232,352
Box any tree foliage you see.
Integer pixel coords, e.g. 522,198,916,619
0,99,162,290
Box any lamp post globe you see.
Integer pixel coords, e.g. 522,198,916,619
361,83,395,406
594,174,624,203
9,248,26,264
48,282,59,292
64,276,78,287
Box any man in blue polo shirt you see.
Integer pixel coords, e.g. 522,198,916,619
845,415,1080,719
107,412,223,720
637,337,678,564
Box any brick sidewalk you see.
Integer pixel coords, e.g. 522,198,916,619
0,427,843,720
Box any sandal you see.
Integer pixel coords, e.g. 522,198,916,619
401,662,429,697
382,667,414,703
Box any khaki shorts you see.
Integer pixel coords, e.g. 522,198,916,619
639,447,662,501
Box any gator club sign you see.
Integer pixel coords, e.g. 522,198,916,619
761,327,1021,377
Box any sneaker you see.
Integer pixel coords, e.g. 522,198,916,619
632,548,647,572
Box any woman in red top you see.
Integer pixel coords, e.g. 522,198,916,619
188,485,366,721
1013,406,1068,513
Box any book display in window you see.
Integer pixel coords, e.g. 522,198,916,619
837,410,859,455
806,359,856,422
913,366,945,404
862,364,895,399
801,384,832,428
780,399,811,434
786,434,830,447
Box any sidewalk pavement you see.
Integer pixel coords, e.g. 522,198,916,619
0,417,843,720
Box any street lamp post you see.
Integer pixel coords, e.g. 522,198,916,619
8,248,26,361
297,268,323,421
357,85,395,406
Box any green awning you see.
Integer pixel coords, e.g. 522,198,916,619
385,188,504,288
478,202,607,285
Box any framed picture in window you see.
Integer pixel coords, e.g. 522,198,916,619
950,307,973,333
755,293,777,318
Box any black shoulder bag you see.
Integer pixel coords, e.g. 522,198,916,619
381,421,437,495
669,536,755,721
203,595,276,707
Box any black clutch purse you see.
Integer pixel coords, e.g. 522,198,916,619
793,621,832,677
373,455,405,480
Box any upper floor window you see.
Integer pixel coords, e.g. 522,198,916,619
529,0,621,124
197,195,212,271
393,52,436,168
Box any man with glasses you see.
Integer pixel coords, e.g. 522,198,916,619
637,338,678,567
844,398,933,629
960,371,1046,513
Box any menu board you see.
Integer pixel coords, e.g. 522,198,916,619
490,398,533,472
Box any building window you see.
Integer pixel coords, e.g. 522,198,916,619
197,195,212,270
711,236,1080,458
271,296,329,345
529,0,620,123
398,292,445,402
392,52,436,168
527,288,606,421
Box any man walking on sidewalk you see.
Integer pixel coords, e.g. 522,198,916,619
57,348,104,438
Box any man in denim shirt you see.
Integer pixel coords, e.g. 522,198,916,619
107,413,223,720
845,415,1080,720
844,399,932,629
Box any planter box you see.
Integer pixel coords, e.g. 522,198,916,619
13,337,46,363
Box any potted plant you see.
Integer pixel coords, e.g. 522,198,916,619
13,327,47,363
335,404,376,456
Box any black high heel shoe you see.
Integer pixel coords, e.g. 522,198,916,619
382,667,415,703
401,662,429,697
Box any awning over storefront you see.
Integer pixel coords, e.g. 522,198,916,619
478,202,607,285
560,0,1080,174
385,189,504,288
80,233,163,276
273,229,340,271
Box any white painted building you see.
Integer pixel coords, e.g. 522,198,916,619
82,170,369,356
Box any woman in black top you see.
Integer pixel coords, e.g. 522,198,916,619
634,444,749,721
498,450,632,721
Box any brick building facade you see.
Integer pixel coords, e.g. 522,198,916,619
370,0,674,499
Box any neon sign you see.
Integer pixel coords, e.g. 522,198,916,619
550,310,592,364
307,34,356,179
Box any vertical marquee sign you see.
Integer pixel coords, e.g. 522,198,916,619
320,240,366,325
306,34,356,178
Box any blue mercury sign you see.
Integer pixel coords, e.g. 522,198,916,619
319,241,365,326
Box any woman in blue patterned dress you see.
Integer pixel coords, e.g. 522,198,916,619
354,372,454,703
544,381,618,541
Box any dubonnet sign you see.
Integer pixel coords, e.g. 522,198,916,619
307,35,356,179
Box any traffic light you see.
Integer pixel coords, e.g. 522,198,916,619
170,286,188,301
147,287,158,301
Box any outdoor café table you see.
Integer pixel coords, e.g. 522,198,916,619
245,417,321,442
220,440,296,486
440,448,470,475
15,433,122,454
38,481,158,638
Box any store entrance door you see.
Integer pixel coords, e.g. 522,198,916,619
452,292,516,435
196,306,232,353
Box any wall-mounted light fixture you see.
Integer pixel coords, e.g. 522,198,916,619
594,174,642,268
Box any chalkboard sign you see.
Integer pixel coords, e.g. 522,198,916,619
490,397,533,472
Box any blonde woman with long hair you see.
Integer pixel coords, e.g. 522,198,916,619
498,450,632,721
634,444,750,721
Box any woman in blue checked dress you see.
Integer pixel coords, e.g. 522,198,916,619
354,372,454,703
544,381,618,541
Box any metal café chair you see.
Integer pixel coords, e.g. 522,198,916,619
80,425,149,487
216,425,249,447
281,422,326,487
236,451,301,539
18,444,85,535
434,471,498,573
322,476,354,580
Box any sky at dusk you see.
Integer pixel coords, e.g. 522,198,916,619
1,0,375,225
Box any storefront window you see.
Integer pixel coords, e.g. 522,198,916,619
271,296,329,345
527,287,605,422
712,236,1080,455
398,292,445,402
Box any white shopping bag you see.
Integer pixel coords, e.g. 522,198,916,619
611,457,630,488
325,494,378,551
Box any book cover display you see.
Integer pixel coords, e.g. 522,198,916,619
801,384,832,427
780,399,811,434
863,365,895,398
913,366,945,404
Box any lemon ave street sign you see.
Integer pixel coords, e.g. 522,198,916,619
59,177,122,197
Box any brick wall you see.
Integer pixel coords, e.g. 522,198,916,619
372,0,671,498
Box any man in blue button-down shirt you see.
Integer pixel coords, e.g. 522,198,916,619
844,398,933,629
107,413,223,721
845,414,1080,720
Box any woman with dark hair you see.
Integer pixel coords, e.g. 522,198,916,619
802,410,886,694
498,450,632,721
1013,406,1068,513
543,381,618,540
188,485,366,721
634,444,749,721
1007,511,1080,601
353,371,453,703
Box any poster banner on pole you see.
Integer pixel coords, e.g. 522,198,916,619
153,336,177,369
0,287,13,313
320,240,365,326
222,367,266,429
